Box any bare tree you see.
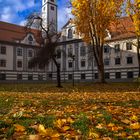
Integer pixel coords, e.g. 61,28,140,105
26,13,62,88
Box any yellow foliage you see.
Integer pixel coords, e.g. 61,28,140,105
71,0,123,44
126,0,140,36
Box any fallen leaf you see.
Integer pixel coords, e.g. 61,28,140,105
14,124,25,132
130,123,140,129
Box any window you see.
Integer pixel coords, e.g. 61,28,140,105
105,72,110,79
115,57,121,65
68,74,73,80
127,72,133,78
44,0,46,2
39,64,45,70
43,7,45,11
48,73,52,79
0,46,6,54
104,45,110,53
38,74,43,80
104,58,110,66
0,74,6,80
17,48,22,56
94,60,97,67
114,44,120,53
115,72,121,79
56,50,61,59
28,50,33,57
28,35,33,45
0,60,6,67
68,29,73,39
95,73,98,79
17,60,22,68
50,6,54,10
28,62,32,69
51,0,54,2
81,60,86,67
80,46,86,56
68,61,73,68
126,42,132,50
81,74,86,80
17,74,22,80
28,75,33,80
127,57,133,64
68,46,73,57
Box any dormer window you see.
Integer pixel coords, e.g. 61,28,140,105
28,35,33,45
68,29,73,39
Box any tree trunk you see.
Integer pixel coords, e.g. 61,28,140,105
56,64,62,88
97,45,106,83
137,36,140,77
52,57,62,88
98,63,105,83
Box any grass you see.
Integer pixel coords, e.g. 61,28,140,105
0,82,139,139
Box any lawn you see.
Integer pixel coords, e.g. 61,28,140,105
0,83,140,140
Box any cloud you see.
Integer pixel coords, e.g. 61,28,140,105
19,20,26,26
0,0,37,24
58,7,73,30
0,0,72,31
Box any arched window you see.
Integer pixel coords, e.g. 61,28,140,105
28,35,33,45
68,29,73,39
28,35,33,41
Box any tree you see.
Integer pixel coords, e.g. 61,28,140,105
26,14,62,87
71,0,123,83
126,0,140,77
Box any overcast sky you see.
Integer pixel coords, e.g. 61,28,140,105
0,0,72,30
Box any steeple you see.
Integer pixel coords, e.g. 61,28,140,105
42,0,57,32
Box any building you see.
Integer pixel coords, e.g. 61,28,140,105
0,0,139,82
47,17,139,82
0,21,47,81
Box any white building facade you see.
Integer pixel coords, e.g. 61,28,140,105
0,0,139,82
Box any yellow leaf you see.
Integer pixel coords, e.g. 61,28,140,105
121,119,130,124
130,123,140,129
14,124,25,132
38,124,46,134
67,117,74,123
133,132,139,136
108,123,115,127
62,126,70,132
29,135,40,140
89,132,99,138
131,115,138,121
96,124,104,129
51,132,60,138
127,136,133,139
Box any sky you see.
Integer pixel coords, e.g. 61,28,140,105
0,0,72,30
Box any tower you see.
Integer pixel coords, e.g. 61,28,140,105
42,0,57,32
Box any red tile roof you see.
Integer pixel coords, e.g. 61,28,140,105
0,21,43,45
108,16,136,41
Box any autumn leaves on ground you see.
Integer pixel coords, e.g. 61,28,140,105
0,83,140,140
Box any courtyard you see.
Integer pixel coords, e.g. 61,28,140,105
0,83,140,139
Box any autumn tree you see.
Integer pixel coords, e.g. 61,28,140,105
71,0,123,83
126,0,140,77
26,14,62,88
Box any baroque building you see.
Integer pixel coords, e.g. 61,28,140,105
47,17,139,82
0,0,139,82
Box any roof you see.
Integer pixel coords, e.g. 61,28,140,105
62,18,73,29
62,16,136,42
0,21,43,45
108,16,136,41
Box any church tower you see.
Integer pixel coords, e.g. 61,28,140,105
42,0,57,32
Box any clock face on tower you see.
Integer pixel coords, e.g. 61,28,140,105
42,0,57,31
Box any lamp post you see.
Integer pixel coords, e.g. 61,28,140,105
72,55,75,87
